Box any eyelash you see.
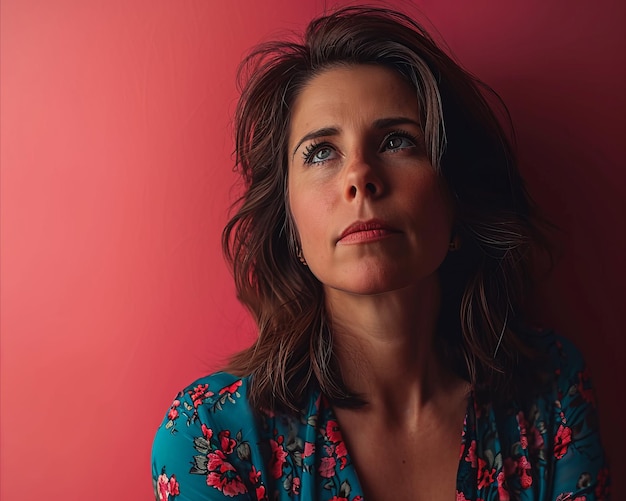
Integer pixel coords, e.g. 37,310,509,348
380,131,419,152
302,141,329,165
301,130,419,166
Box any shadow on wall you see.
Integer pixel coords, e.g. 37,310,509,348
494,68,625,489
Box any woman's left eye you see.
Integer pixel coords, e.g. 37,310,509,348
382,134,416,152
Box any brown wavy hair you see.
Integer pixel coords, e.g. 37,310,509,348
222,5,552,413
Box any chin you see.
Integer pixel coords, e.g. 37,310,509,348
324,271,429,297
312,256,444,295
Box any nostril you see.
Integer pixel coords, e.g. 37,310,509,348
366,182,377,194
349,185,357,197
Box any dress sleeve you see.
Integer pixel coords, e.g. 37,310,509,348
151,377,253,501
549,336,611,500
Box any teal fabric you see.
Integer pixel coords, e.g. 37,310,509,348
151,332,610,500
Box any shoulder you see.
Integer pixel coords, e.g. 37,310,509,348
151,372,257,499
151,372,325,500
520,326,602,431
523,327,593,389
478,328,611,498
522,329,611,497
178,371,249,402
155,371,253,433
180,371,249,393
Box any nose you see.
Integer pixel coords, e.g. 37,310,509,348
343,154,384,201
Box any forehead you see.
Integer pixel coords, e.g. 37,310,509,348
289,65,419,140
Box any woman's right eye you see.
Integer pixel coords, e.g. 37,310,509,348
303,144,336,165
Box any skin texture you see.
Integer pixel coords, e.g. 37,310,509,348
287,65,468,501
288,64,453,298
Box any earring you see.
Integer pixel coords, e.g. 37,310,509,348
297,247,307,266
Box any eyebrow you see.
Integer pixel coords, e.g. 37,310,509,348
372,116,421,129
290,116,421,159
291,127,339,159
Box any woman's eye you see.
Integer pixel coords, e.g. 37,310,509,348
304,144,335,164
383,134,416,152
313,147,332,162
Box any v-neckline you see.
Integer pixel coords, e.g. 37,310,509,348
316,390,476,500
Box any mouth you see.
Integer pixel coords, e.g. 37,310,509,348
337,219,400,244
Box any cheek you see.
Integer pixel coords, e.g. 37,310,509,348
290,203,324,247
405,172,450,211
405,175,454,243
288,182,314,243
288,181,334,252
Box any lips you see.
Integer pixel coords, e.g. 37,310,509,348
337,219,400,244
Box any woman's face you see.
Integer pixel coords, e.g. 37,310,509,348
287,64,453,297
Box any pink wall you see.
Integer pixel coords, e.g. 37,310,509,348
2,1,623,499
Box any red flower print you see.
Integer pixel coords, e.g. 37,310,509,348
167,400,180,421
201,424,213,440
518,456,532,489
256,485,267,500
207,450,229,471
207,471,247,497
249,465,261,484
206,450,247,497
502,456,532,491
219,379,242,395
326,420,342,443
517,411,528,449
269,439,288,479
157,475,168,500
190,384,214,409
496,471,510,501
168,476,180,496
248,466,268,501
464,440,477,468
303,441,315,458
334,440,348,469
292,476,301,495
456,491,469,501
157,472,180,500
477,457,496,489
554,425,573,459
319,456,337,478
218,430,236,454
335,440,347,459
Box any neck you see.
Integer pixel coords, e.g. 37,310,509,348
325,274,457,419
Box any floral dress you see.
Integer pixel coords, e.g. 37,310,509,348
151,332,610,500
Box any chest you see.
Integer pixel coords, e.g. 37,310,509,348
335,410,466,501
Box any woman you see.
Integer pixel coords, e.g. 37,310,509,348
151,6,610,500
